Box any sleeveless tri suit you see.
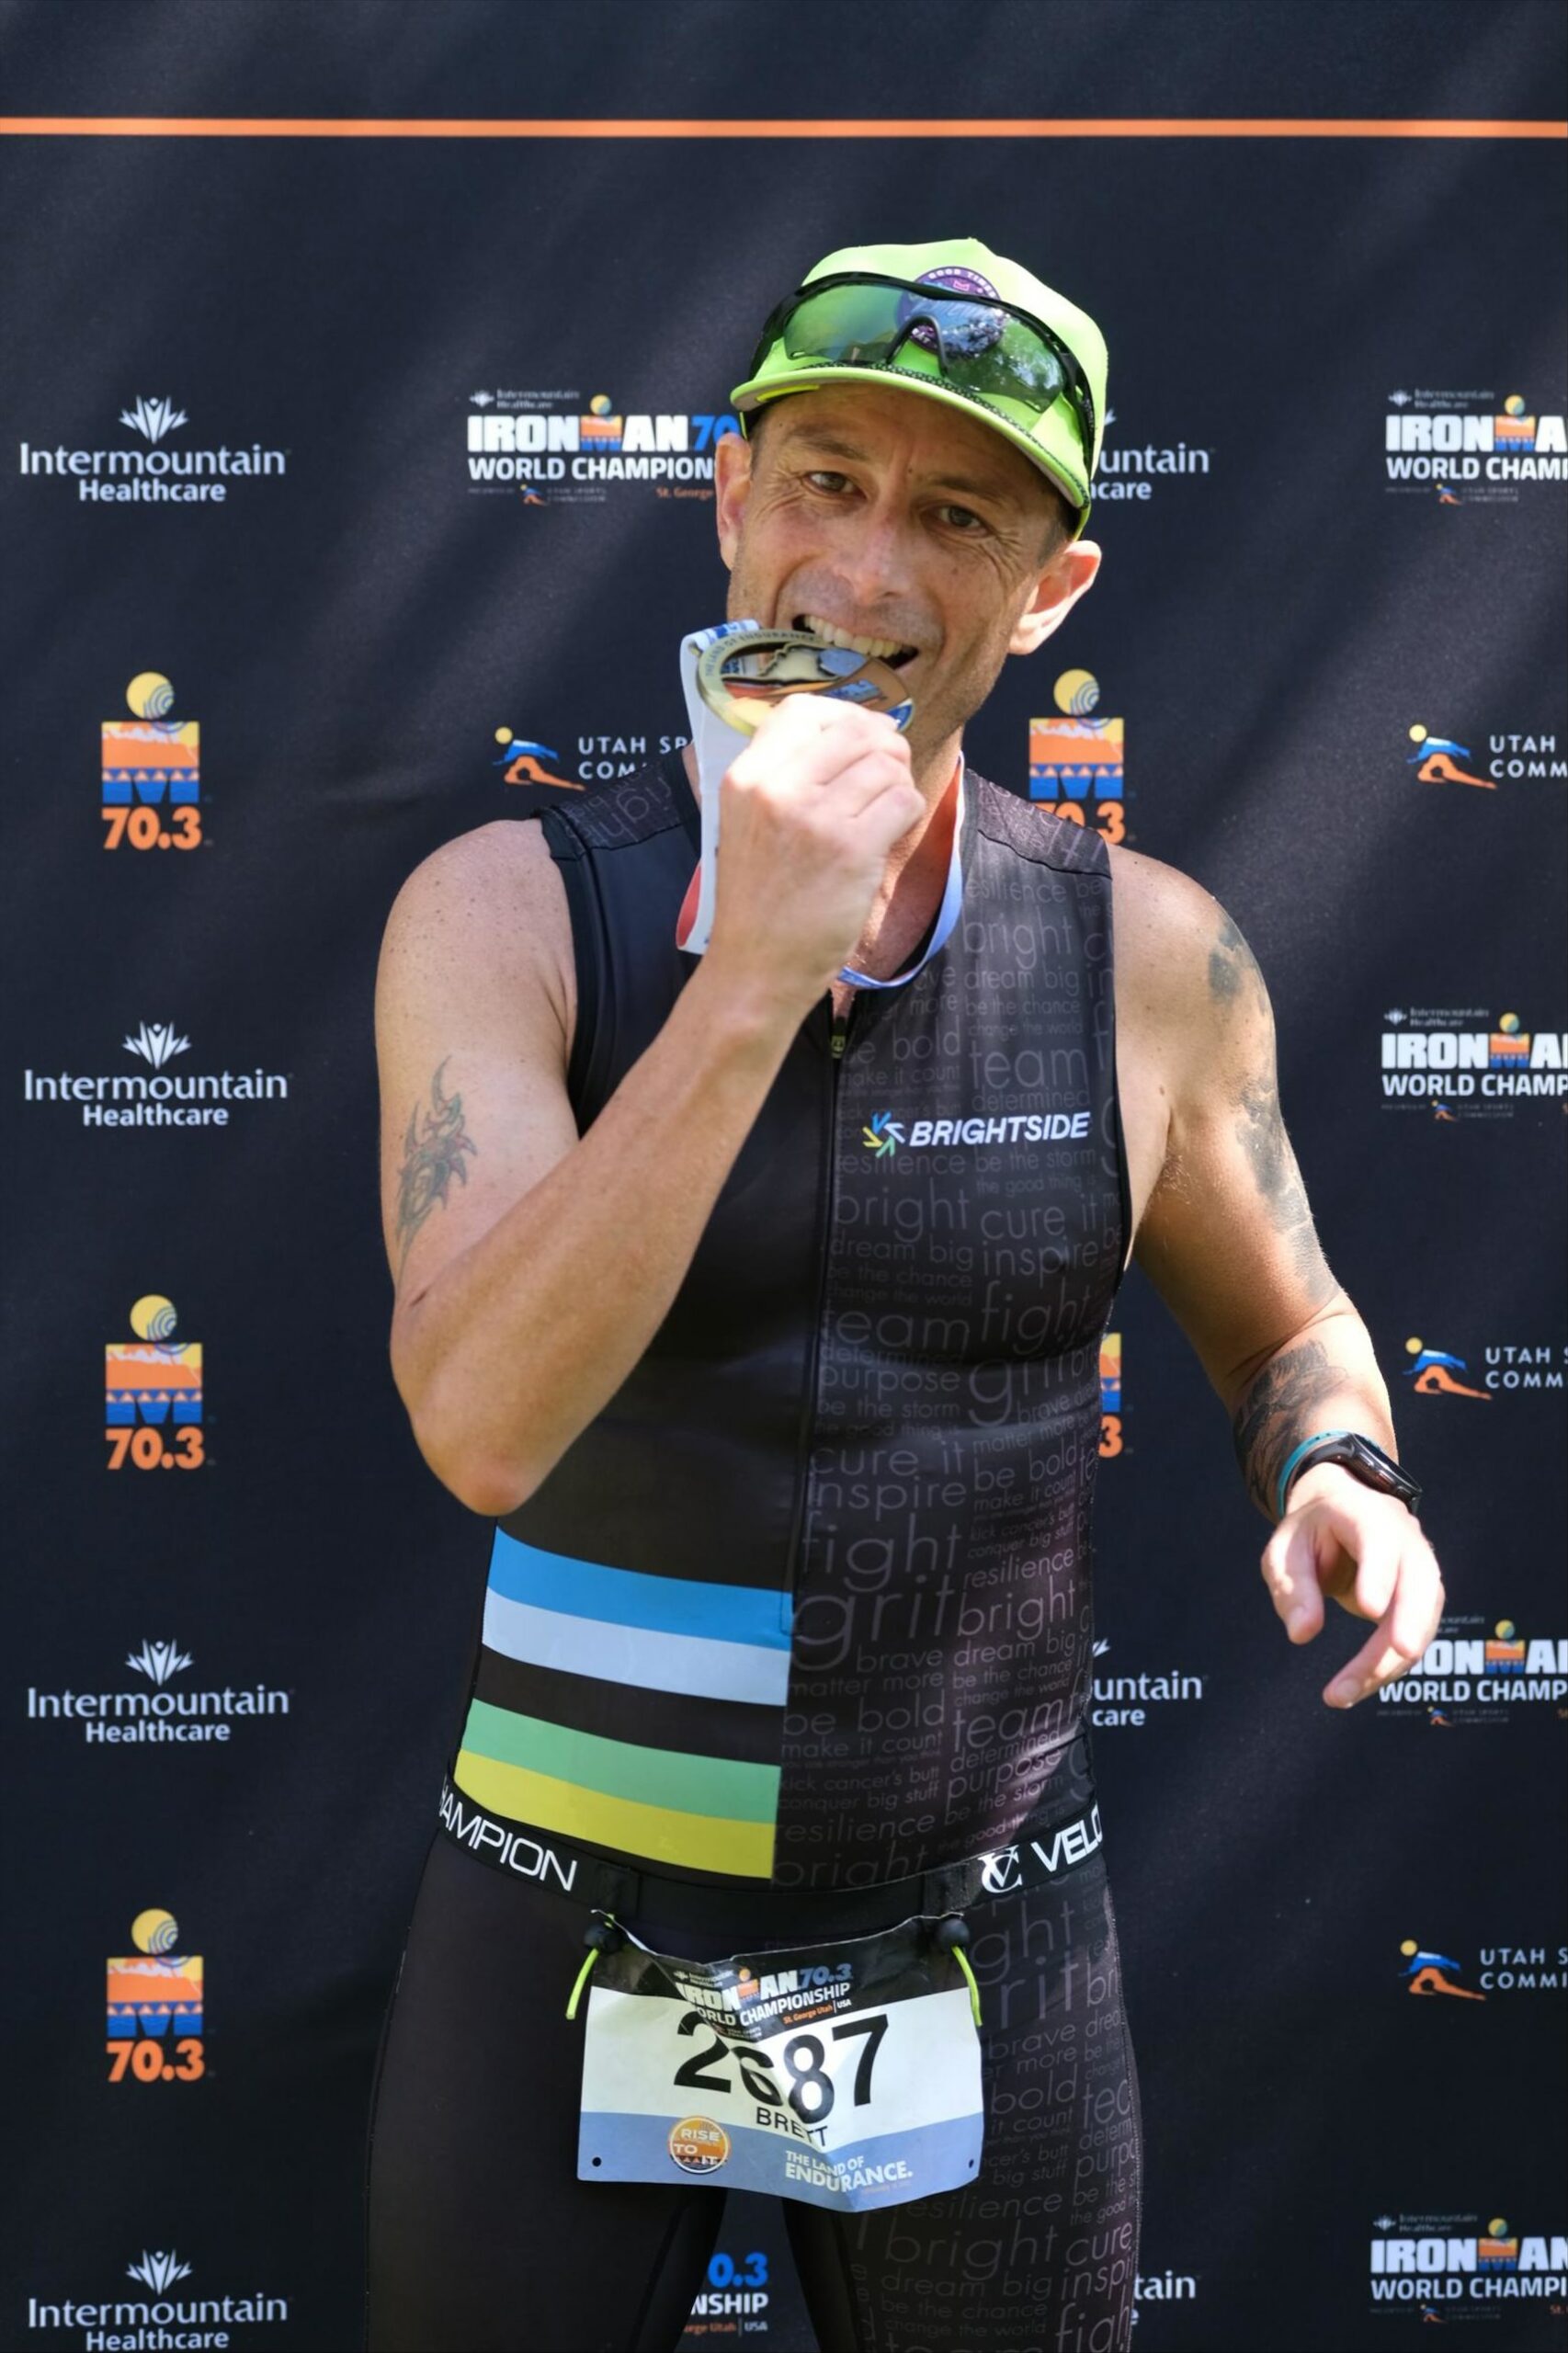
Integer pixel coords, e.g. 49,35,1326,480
366,753,1144,2353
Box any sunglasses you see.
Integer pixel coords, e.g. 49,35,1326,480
747,272,1096,475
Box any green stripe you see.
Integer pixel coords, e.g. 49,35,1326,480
461,1697,781,1824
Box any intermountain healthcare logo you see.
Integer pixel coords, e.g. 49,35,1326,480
106,1296,204,1472
106,1909,204,2086
26,2247,289,2341
1379,1007,1567,1117
1090,407,1213,503
1368,2214,1567,2311
1376,1613,1568,1722
1383,387,1567,503
1397,1937,1567,1998
465,388,738,504
1406,722,1567,791
492,724,690,788
1401,1335,1564,1395
1089,1637,1204,1729
24,1024,290,1129
1099,1331,1122,1459
26,1640,290,1746
101,674,203,849
18,396,287,502
1029,670,1127,843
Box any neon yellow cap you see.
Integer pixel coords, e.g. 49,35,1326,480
731,236,1108,536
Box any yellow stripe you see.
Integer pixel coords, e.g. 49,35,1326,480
453,1749,775,1879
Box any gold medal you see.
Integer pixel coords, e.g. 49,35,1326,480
695,626,915,737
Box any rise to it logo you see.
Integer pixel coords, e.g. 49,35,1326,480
1029,669,1125,843
106,1295,205,1471
107,1908,205,2086
101,674,203,850
1099,1331,1123,1458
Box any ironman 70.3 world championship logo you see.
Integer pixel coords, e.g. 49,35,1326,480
1029,670,1127,842
101,673,204,851
106,1907,204,2087
106,1296,204,1472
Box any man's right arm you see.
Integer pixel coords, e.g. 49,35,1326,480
376,819,797,1516
376,698,924,1516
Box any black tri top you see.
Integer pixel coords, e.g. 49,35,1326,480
446,750,1131,1891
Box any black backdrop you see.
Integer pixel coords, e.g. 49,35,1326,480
2,6,1565,2348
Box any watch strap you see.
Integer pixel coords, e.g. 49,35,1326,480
1275,1429,1423,1521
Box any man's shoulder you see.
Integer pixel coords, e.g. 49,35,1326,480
379,818,568,993
1106,841,1271,1053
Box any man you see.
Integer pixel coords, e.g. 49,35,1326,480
367,239,1444,2353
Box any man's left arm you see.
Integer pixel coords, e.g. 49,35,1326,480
1126,876,1446,1710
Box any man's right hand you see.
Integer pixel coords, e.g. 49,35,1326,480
702,695,926,1017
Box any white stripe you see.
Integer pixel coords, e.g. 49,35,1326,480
482,1589,790,1707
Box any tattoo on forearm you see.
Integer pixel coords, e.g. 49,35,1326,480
395,1058,477,1272
1232,1337,1348,1518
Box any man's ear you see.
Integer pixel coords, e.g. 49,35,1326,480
714,428,755,573
1009,539,1102,656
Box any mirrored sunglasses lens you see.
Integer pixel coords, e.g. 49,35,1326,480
782,284,903,363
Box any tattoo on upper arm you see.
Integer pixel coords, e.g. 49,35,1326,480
395,1058,477,1273
1232,1336,1347,1519
1235,1077,1337,1303
1208,913,1263,1005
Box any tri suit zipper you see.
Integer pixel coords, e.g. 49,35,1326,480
780,993,855,1629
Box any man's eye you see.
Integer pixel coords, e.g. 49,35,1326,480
804,470,853,493
937,504,987,533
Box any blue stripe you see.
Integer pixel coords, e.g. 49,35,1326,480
481,1591,790,1708
576,2111,983,2210
488,1528,791,1650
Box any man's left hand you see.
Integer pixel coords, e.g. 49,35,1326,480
1259,1462,1446,1709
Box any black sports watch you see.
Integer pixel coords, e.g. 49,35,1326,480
1276,1430,1423,1522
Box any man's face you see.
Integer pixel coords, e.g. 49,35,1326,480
714,382,1100,773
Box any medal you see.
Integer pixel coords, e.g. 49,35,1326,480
695,624,915,737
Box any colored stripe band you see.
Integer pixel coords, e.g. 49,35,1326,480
452,1749,775,1879
488,1528,791,1648
482,1589,790,1707
460,1696,780,1823
473,1647,783,1767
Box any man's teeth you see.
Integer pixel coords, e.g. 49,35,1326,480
801,613,913,661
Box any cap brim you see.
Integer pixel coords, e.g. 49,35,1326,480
729,362,1091,534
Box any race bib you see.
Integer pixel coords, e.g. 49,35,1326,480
577,1915,983,2212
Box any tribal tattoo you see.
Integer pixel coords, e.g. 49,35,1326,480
1232,1336,1348,1519
395,1058,477,1274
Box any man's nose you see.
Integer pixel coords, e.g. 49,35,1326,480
830,492,918,610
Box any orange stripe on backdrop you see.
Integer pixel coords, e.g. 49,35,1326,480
0,116,1564,139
